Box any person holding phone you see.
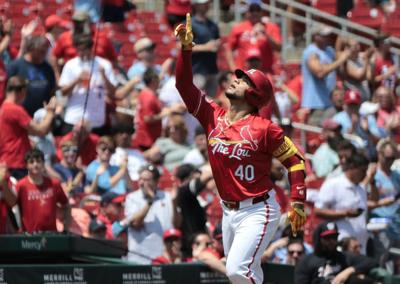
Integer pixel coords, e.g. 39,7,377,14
314,153,371,254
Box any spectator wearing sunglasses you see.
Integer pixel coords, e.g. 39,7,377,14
85,136,128,196
52,140,85,195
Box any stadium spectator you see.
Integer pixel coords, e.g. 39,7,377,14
52,140,85,195
152,228,184,264
165,0,191,29
10,149,70,233
311,118,343,178
0,18,13,105
182,126,208,168
314,153,372,253
322,87,345,120
132,67,170,151
110,123,146,183
295,222,378,284
374,86,400,143
190,231,213,259
144,114,191,172
174,163,213,256
127,37,160,89
95,192,126,240
371,33,397,93
214,70,232,110
74,0,102,23
191,0,220,97
0,162,17,234
262,237,306,266
56,121,99,167
334,90,385,158
340,237,362,255
301,25,350,126
336,38,373,101
7,35,56,117
270,158,289,213
0,76,56,180
85,136,128,196
327,139,357,179
124,164,181,264
59,34,117,135
53,10,117,65
225,2,281,73
273,73,300,121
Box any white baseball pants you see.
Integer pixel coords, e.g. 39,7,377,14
221,190,281,284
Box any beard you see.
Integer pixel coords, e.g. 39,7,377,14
225,90,241,100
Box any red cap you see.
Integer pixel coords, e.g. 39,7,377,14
344,90,361,105
245,47,261,61
163,228,182,240
45,15,70,31
319,222,339,237
111,194,126,204
235,69,273,108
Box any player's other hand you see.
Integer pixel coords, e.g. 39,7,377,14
174,13,194,49
288,201,306,237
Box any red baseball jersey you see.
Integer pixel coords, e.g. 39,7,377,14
16,176,68,233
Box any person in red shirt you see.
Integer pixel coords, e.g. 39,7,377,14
225,3,282,74
52,10,117,68
0,162,17,234
165,0,192,29
133,68,174,151
175,15,306,284
56,121,99,167
0,76,56,180
152,228,184,264
10,149,70,233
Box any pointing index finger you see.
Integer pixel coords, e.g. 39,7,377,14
186,13,192,32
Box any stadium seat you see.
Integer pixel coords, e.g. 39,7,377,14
347,2,385,29
313,0,336,15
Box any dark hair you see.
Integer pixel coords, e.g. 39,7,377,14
175,163,196,181
339,236,358,252
373,32,390,47
24,148,45,163
138,164,160,181
287,238,305,250
343,152,369,171
112,123,134,135
195,125,205,137
6,76,28,93
143,67,159,86
25,35,49,53
73,33,93,49
337,139,356,152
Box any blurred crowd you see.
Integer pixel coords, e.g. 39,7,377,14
0,0,399,282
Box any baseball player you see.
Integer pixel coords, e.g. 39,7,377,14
174,14,307,284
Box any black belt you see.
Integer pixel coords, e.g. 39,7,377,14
222,192,270,210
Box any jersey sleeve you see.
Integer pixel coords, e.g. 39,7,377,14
15,106,32,129
268,124,307,201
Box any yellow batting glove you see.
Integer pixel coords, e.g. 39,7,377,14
174,13,194,50
287,201,306,237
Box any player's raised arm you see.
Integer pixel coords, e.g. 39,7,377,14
174,13,203,113
272,134,307,236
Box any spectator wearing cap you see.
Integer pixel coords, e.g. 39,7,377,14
0,76,56,180
311,118,344,177
9,149,70,233
124,164,181,264
109,123,146,182
95,192,126,240
132,67,175,151
127,37,161,90
182,125,208,168
225,2,281,74
295,222,378,284
59,34,117,135
152,229,184,264
334,90,385,158
191,0,220,97
53,10,117,66
85,136,128,196
44,15,70,53
52,140,85,195
56,120,99,167
301,25,351,126
315,153,375,253
74,0,102,23
174,163,213,255
7,35,56,117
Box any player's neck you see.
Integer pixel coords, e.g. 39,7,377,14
226,105,253,124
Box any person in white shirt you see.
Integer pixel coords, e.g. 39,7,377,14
59,34,117,135
124,165,181,264
182,125,208,168
314,153,372,254
109,123,146,182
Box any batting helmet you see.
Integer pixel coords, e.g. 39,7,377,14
235,69,273,108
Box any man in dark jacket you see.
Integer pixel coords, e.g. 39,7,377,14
295,222,378,284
